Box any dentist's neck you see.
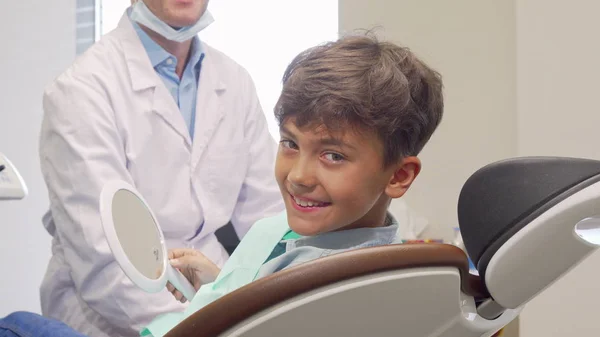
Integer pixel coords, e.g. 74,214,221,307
140,24,192,79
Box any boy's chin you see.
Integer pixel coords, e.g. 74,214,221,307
287,217,327,236
287,216,347,236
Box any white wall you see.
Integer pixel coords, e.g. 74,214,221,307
197,0,338,140
0,0,75,316
339,0,517,241
517,0,600,335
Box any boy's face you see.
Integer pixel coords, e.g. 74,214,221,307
275,118,421,236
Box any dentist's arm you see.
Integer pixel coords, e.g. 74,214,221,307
40,74,185,334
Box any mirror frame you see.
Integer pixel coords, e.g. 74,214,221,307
99,180,168,293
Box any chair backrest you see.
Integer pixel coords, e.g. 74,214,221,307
458,156,600,310
166,244,517,337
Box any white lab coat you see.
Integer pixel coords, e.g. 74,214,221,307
38,12,284,337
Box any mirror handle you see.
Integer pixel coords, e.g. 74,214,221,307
166,264,197,301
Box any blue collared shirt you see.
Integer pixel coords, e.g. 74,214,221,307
256,213,401,279
129,15,204,139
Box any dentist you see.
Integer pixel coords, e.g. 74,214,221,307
38,1,284,336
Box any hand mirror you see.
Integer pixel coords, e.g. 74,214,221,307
99,180,196,301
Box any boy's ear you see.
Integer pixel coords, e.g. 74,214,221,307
385,156,421,199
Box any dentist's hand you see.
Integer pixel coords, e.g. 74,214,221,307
166,249,221,303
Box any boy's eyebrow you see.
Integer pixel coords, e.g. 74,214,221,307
319,137,357,151
279,126,296,139
280,125,357,151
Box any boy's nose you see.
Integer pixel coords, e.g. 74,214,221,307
287,158,317,189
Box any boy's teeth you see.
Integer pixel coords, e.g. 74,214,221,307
294,196,323,207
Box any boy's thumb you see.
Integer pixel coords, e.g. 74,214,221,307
169,256,196,269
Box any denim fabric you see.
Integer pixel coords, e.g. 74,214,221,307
0,312,86,337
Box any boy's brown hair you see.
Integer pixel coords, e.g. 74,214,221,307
274,33,444,166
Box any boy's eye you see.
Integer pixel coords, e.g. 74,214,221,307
323,152,345,162
280,139,298,150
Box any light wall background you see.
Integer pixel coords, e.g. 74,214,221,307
516,0,600,335
0,0,75,316
340,0,518,240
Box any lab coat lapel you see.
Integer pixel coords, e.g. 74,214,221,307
117,11,193,148
117,12,157,92
151,86,193,148
190,47,226,171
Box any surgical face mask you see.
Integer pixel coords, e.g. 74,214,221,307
130,0,214,43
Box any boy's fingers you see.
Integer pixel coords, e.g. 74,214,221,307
168,248,199,260
173,290,183,301
170,254,208,271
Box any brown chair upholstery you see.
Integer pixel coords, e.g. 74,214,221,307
165,243,488,337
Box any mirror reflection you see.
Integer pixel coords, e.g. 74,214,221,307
112,189,164,280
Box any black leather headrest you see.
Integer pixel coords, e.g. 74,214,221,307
458,156,600,279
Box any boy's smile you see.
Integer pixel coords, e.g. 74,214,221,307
289,193,331,211
275,118,420,236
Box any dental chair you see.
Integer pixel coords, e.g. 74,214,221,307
0,153,28,201
164,156,600,337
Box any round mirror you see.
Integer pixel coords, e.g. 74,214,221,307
112,189,164,280
100,180,197,301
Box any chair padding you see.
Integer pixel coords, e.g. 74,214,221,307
458,156,600,278
165,243,485,337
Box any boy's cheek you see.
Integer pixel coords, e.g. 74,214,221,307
273,163,288,188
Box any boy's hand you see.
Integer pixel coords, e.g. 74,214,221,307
166,248,221,303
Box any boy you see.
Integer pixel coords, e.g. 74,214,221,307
145,32,444,336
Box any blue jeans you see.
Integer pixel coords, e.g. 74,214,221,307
0,311,87,337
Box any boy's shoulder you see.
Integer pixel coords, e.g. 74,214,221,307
237,211,290,248
254,213,403,280
252,211,289,230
